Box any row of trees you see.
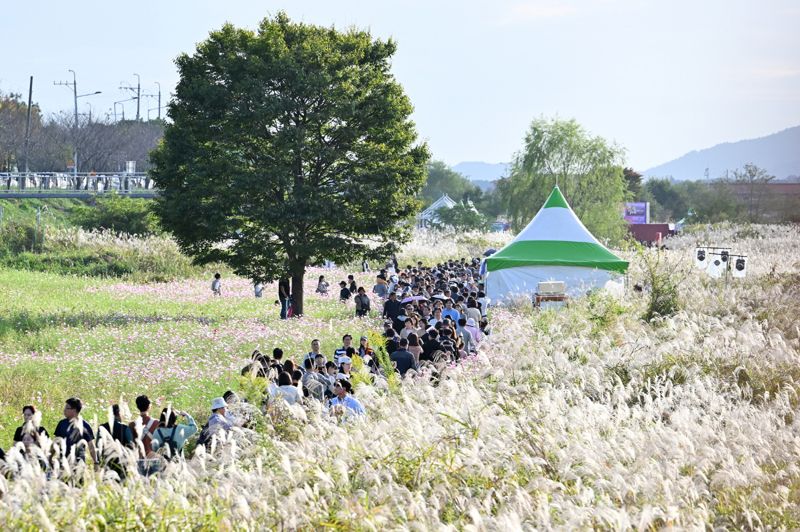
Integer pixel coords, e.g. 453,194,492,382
0,91,164,173
427,119,796,232
642,165,798,223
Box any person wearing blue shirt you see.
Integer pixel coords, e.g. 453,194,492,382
329,380,365,416
151,408,198,458
441,299,460,322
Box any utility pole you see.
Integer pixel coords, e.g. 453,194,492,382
54,70,101,179
119,73,142,121
23,76,33,189
155,81,161,119
136,73,141,120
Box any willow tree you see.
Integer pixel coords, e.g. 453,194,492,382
504,117,628,242
151,13,429,315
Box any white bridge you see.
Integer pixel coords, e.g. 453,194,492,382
0,172,157,198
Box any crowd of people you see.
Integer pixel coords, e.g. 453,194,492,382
246,257,491,407
0,392,245,480
1,257,491,479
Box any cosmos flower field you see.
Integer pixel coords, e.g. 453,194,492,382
0,224,798,529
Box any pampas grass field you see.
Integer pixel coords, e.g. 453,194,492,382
1,225,799,529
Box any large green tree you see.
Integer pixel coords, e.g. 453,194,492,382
421,161,479,205
504,117,628,242
151,14,429,315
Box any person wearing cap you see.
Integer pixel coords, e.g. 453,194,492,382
465,317,484,344
207,397,233,435
329,380,365,416
336,356,353,382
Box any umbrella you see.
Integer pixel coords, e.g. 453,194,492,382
401,295,428,304
431,294,450,301
483,248,497,257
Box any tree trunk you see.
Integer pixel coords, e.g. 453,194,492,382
290,261,306,317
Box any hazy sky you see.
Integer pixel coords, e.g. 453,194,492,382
2,0,798,170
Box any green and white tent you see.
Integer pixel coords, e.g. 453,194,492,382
485,186,628,302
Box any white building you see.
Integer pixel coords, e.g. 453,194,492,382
417,193,458,228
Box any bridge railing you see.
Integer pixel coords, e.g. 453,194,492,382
0,172,157,194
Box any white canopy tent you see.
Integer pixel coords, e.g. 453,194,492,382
484,186,628,303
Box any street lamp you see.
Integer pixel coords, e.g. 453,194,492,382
113,96,138,122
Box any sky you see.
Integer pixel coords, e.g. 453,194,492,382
1,0,798,171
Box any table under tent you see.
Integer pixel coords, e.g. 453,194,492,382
484,186,629,305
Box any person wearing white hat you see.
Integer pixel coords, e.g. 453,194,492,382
465,318,483,345
206,397,233,436
336,356,352,382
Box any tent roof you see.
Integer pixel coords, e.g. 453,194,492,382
485,186,628,273
420,193,458,218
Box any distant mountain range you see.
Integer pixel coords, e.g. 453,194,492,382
451,161,510,191
644,126,800,181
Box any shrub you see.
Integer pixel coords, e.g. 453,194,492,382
1,250,136,277
71,195,160,235
0,220,42,254
640,248,682,321
1,227,200,281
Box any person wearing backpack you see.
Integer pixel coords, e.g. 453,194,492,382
151,408,197,459
135,395,159,458
196,397,233,449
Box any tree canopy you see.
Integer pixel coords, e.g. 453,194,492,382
433,202,488,231
503,117,628,242
421,161,480,205
150,13,429,315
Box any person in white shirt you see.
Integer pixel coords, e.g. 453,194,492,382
211,273,222,296
270,371,301,405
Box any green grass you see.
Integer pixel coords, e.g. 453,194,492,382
0,198,86,227
0,267,380,445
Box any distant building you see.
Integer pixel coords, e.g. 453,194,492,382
628,223,676,245
418,193,457,228
725,182,800,222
